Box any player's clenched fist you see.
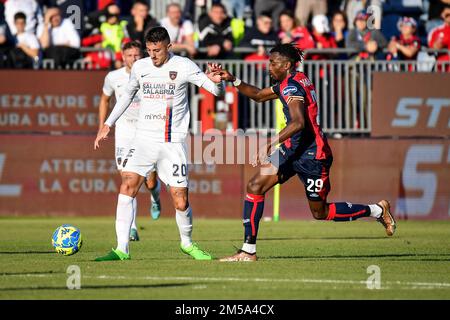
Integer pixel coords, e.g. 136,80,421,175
94,125,110,150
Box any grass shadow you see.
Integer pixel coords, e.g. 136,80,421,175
0,251,55,255
0,282,194,291
262,253,450,261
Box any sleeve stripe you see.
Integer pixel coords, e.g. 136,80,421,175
286,96,304,103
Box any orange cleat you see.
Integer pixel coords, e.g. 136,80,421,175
377,200,397,236
219,250,257,262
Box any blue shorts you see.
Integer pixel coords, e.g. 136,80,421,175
270,145,333,201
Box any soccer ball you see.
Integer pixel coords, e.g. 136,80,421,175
52,224,83,256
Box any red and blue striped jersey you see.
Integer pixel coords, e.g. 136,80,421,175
272,71,332,160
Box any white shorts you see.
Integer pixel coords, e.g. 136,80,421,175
122,135,189,188
115,121,136,171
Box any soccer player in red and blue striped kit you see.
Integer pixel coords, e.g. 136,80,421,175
217,43,397,261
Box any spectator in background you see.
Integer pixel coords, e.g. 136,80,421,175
346,10,387,60
126,0,158,44
11,12,40,68
254,0,285,29
198,3,233,59
428,5,450,64
100,3,130,68
221,0,248,20
387,17,421,61
310,14,337,60
331,10,348,48
295,0,327,26
4,0,43,35
240,12,279,49
342,0,383,30
0,21,14,68
277,10,315,50
426,0,450,33
37,7,80,68
160,3,196,57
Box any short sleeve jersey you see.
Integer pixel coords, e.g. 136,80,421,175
272,71,332,160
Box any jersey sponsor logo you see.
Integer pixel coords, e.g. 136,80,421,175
282,86,298,96
169,71,178,80
144,113,168,121
142,82,175,97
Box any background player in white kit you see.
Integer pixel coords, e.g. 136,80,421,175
97,41,162,242
94,27,224,261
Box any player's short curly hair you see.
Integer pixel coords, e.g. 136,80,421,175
145,26,171,44
270,43,305,68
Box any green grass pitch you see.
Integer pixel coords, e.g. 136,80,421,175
0,217,449,299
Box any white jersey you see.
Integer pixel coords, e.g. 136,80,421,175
120,54,211,143
102,67,140,126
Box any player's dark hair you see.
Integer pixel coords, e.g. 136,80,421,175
122,40,142,51
145,26,171,44
14,12,27,21
270,43,305,68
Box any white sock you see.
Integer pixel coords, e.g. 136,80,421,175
150,179,161,203
131,197,137,230
176,206,193,248
369,204,383,219
115,194,134,254
242,243,256,254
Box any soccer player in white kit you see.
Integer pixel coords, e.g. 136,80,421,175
94,27,224,261
97,41,162,243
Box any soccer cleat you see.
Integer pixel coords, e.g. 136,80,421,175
150,200,161,220
219,250,257,262
180,242,213,260
94,248,130,262
129,228,140,241
377,200,397,236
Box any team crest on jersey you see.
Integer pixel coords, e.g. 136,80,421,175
282,86,297,96
169,71,177,80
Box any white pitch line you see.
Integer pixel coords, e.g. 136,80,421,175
2,273,450,289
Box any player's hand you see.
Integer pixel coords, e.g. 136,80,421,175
251,144,271,167
218,70,235,82
94,125,110,150
206,62,222,83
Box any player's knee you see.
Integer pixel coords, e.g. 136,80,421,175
173,198,189,211
246,179,263,195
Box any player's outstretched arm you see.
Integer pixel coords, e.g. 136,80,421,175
219,70,277,103
98,93,111,130
94,124,110,150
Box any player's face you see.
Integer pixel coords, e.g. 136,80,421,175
268,53,290,81
122,47,142,70
146,41,171,67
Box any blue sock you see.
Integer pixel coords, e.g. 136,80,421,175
327,202,371,222
243,193,265,244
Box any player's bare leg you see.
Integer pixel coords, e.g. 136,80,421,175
120,169,140,242
307,199,397,236
145,171,161,220
170,186,212,260
95,172,145,261
220,166,280,262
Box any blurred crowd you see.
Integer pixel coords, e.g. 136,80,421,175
0,0,449,69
